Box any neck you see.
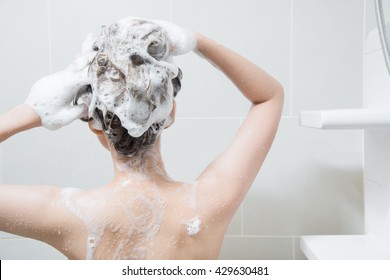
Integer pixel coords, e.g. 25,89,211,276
109,137,170,184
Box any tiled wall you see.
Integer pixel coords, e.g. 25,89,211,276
0,0,365,259
364,0,390,239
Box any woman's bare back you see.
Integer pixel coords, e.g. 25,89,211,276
59,178,230,260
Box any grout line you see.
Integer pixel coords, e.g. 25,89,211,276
240,204,244,236
289,0,294,117
365,48,382,55
292,236,296,260
225,235,298,238
281,115,298,119
46,0,53,73
362,0,367,108
176,115,297,121
176,116,243,120
365,178,390,191
169,0,174,21
0,147,3,184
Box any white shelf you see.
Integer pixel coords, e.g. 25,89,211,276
299,108,390,129
301,235,390,260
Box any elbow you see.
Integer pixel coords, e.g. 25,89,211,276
274,84,285,112
273,80,284,99
253,82,284,106
275,83,284,104
268,80,284,107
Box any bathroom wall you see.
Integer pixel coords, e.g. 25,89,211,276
0,0,365,259
364,0,390,239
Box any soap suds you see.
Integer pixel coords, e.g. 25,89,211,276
61,184,166,260
86,17,180,138
183,215,202,236
26,71,90,130
62,188,106,259
185,182,198,210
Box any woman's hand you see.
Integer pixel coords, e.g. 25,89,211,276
25,34,97,130
151,19,197,56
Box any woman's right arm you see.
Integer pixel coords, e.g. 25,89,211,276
0,104,41,143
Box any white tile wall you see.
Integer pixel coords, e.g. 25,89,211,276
49,0,172,72
365,128,390,188
364,51,390,108
292,0,364,114
0,0,365,259
365,180,390,236
2,122,113,187
220,236,293,260
162,118,241,182
244,119,364,236
172,0,291,117
0,0,50,111
363,0,390,244
0,238,66,260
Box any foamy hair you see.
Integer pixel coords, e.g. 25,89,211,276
75,18,183,156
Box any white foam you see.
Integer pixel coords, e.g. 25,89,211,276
151,19,196,56
183,215,202,236
88,18,179,137
61,184,166,260
26,71,89,130
26,17,191,134
61,188,105,259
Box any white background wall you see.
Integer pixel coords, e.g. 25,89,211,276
364,0,390,241
0,0,367,259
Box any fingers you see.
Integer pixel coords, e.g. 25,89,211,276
170,28,197,56
42,104,88,130
68,51,97,72
81,33,98,53
150,20,196,56
62,104,89,125
67,33,99,72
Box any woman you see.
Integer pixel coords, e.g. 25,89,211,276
0,18,283,259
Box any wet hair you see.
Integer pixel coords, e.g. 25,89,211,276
75,68,182,157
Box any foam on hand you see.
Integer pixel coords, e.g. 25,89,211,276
151,19,196,56
26,70,89,130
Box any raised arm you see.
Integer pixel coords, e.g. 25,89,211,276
0,33,97,143
0,95,86,257
0,104,41,143
0,35,97,255
0,57,92,142
196,33,284,202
